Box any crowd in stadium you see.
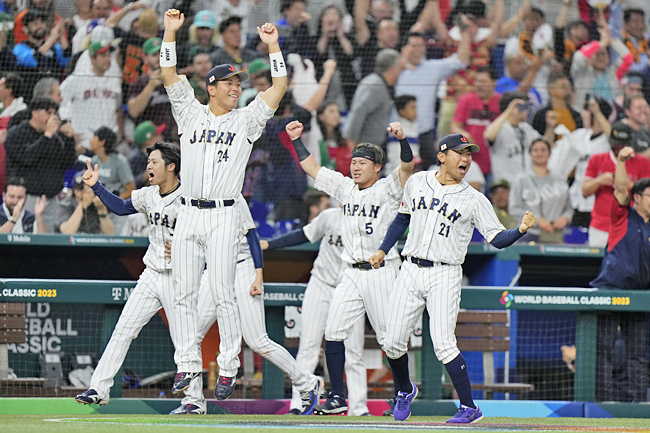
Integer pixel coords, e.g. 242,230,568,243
0,0,649,247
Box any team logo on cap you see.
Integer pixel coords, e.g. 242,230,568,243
229,65,236,72
440,143,447,151
209,76,215,83
460,135,468,143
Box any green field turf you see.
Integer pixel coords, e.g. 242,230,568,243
3,415,650,433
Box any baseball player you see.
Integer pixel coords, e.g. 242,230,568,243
284,119,414,415
167,196,324,415
261,206,369,416
369,133,537,422
74,143,207,414
160,9,287,397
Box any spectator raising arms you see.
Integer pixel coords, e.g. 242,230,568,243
311,6,356,107
582,122,650,248
571,24,633,108
484,92,545,185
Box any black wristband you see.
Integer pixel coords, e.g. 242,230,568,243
399,137,413,163
291,137,311,162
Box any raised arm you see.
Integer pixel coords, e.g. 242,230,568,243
387,122,414,186
499,0,531,38
354,0,371,46
286,120,321,179
82,160,137,216
302,60,336,112
160,9,185,88
614,147,634,206
484,98,523,142
107,1,146,28
258,23,288,110
412,0,449,44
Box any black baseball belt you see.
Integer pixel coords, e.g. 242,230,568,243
351,261,385,270
181,197,235,209
409,257,449,267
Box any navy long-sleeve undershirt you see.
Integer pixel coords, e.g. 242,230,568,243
246,228,264,269
378,213,524,253
266,228,310,249
90,182,137,216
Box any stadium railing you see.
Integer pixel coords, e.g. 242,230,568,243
3,276,648,403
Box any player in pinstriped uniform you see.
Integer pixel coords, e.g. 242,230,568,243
160,10,288,398
261,207,369,416
369,133,537,422
285,119,414,415
74,143,208,414
169,196,324,415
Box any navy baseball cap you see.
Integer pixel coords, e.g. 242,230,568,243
610,121,633,145
438,133,480,153
206,64,249,88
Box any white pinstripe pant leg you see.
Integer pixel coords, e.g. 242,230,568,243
359,264,399,351
427,264,463,364
180,272,217,410
289,276,369,414
235,258,317,391
206,207,242,378
385,262,426,360
325,268,366,342
90,268,163,399
172,206,206,373
289,276,332,411
344,316,369,416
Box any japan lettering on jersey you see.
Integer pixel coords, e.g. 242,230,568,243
130,185,183,272
314,167,403,264
302,207,345,287
165,77,275,200
399,171,504,265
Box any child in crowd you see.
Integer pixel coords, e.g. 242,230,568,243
386,95,420,173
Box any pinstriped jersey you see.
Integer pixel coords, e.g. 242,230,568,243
236,195,256,261
130,184,183,272
314,167,403,264
399,170,505,265
165,77,275,200
302,207,345,287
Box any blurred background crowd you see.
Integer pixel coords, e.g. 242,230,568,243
0,0,649,247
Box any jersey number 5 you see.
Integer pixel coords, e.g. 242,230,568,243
365,222,373,234
438,222,450,238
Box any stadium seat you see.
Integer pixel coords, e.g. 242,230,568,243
249,199,270,222
274,219,300,236
255,220,275,238
491,44,506,78
564,226,588,245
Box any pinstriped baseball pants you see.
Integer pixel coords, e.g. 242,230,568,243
171,205,242,373
385,261,462,364
288,275,369,416
182,257,318,407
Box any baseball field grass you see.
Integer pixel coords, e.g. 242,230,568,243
3,414,650,433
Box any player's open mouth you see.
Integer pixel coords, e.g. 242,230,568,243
149,172,154,181
458,165,467,174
